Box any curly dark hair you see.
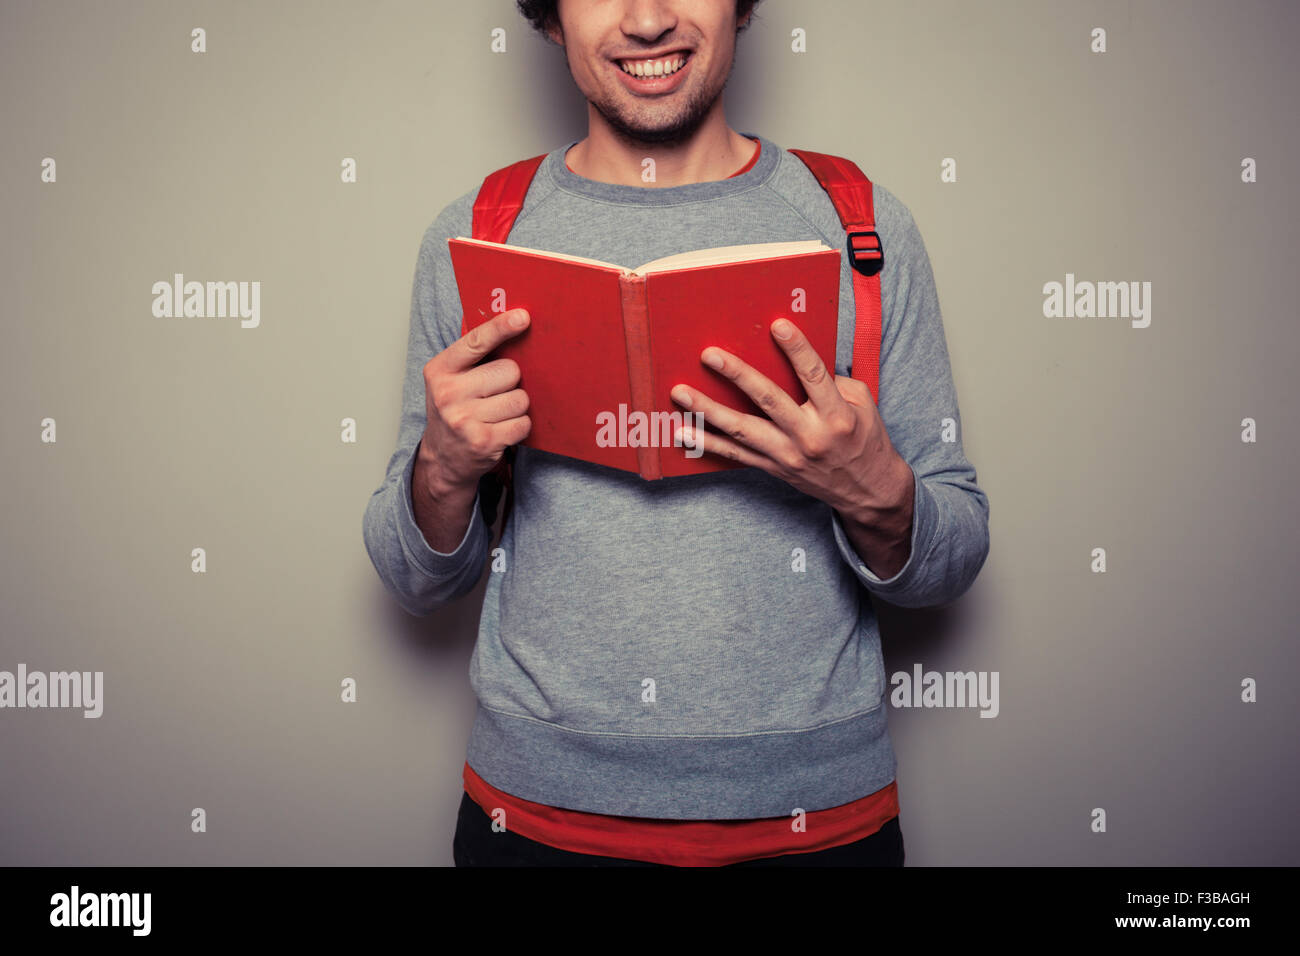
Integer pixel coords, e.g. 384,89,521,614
517,0,762,40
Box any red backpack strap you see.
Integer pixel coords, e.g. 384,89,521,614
470,154,546,529
787,149,883,405
472,153,547,244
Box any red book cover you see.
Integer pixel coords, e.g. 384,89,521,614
448,237,841,480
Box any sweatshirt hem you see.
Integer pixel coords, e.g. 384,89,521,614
464,700,897,819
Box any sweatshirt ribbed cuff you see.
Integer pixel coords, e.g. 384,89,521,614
397,443,486,573
831,459,937,595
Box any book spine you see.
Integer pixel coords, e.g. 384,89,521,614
618,274,660,480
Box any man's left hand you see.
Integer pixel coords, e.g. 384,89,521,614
669,317,912,529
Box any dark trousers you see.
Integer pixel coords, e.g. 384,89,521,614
452,792,905,867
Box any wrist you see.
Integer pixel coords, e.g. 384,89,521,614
843,454,914,534
414,440,474,503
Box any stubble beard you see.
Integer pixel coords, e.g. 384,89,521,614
580,49,736,150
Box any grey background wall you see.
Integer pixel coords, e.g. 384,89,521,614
1,0,1296,865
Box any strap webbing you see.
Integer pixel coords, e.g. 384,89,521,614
470,154,547,528
788,148,883,406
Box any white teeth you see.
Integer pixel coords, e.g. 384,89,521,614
620,54,686,77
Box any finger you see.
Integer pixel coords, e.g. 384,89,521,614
491,414,531,448
669,384,791,462
769,318,842,412
834,374,875,409
442,308,530,373
674,421,776,474
473,388,529,424
698,344,805,436
459,356,523,399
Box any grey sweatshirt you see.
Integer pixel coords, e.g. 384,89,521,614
362,133,989,819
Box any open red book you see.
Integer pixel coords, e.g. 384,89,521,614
448,237,842,479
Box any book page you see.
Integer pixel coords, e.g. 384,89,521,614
452,237,626,272
452,237,834,277
634,240,831,275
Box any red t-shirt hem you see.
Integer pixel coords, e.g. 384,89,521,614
463,761,899,867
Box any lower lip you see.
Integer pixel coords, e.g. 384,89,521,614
613,53,692,95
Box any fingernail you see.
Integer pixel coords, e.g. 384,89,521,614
772,319,792,339
702,350,723,369
671,386,692,407
510,310,528,328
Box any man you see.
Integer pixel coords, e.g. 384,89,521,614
363,0,989,866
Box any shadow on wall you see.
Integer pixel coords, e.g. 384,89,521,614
373,519,502,667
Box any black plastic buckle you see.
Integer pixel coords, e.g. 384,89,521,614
846,230,884,277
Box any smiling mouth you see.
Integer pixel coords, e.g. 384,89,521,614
614,50,693,78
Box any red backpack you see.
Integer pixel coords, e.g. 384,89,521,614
468,147,884,528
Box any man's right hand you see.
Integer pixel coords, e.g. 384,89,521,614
417,308,533,499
